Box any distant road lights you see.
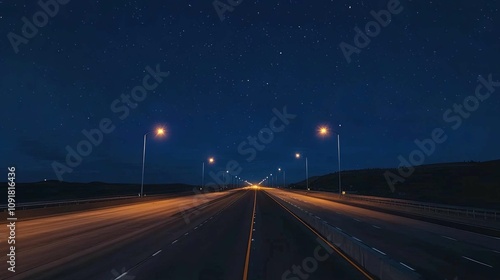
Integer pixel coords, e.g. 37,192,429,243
141,126,167,197
295,153,301,159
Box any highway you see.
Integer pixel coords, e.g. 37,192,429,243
268,188,500,279
2,190,240,279
3,187,499,279
2,188,373,280
247,191,370,280
126,189,371,279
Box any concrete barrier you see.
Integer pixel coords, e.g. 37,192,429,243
273,194,424,280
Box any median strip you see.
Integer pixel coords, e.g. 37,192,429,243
264,191,375,279
242,190,257,280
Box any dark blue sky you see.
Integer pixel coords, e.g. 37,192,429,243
1,0,499,185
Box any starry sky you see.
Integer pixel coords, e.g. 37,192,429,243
1,0,499,185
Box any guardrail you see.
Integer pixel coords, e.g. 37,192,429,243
0,191,193,211
306,190,500,222
0,195,140,211
272,193,423,280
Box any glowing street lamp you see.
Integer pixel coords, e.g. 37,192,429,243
202,157,215,190
295,153,309,190
317,124,342,196
278,167,285,188
156,128,165,136
141,127,166,197
318,126,329,136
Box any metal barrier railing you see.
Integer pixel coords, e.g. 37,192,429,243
0,191,193,211
303,190,500,221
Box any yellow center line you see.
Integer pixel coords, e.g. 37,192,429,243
242,190,257,280
264,191,375,280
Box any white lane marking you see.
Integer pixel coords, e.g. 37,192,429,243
152,250,162,256
492,250,500,254
353,218,361,222
400,262,415,271
184,232,189,236
172,240,178,244
462,256,493,268
315,215,321,219
335,227,342,231
352,236,362,242
115,272,128,280
372,247,387,255
194,227,198,230
372,225,381,229
441,235,457,241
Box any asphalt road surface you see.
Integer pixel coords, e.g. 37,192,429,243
2,188,373,280
1,190,242,279
267,188,500,280
7,187,495,279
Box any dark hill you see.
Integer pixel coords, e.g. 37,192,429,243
290,160,500,209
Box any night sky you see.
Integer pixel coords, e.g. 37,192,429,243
1,0,499,185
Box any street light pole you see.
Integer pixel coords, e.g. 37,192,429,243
202,157,214,191
318,125,342,196
141,133,147,197
140,127,165,197
337,133,341,196
295,153,309,191
305,157,309,191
